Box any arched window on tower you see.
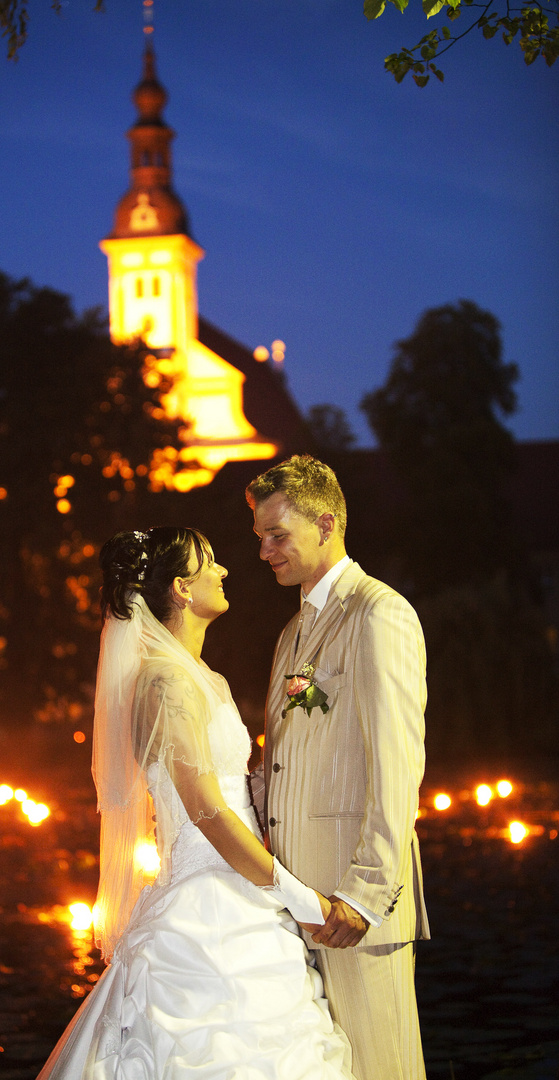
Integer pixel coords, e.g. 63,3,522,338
155,151,163,166
141,150,151,166
136,278,144,298
153,277,160,297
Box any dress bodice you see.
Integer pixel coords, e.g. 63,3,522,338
146,698,256,883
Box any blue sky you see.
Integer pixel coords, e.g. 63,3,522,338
1,0,557,446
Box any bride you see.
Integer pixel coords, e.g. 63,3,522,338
37,526,355,1079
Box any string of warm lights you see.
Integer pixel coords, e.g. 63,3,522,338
432,779,514,811
0,784,50,825
1,768,556,1014
420,778,558,845
4,774,554,847
253,340,286,364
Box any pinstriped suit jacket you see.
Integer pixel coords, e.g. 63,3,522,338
264,560,430,950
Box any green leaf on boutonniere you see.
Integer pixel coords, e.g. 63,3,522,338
282,676,329,719
302,683,329,716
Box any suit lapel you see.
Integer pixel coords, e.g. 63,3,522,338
292,561,364,671
268,562,366,724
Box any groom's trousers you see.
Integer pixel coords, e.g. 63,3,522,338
315,941,426,1080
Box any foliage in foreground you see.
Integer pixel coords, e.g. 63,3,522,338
365,0,559,85
1,0,557,85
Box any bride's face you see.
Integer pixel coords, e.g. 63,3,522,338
188,549,229,621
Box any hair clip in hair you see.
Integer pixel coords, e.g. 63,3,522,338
137,550,149,582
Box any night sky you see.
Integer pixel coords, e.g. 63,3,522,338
1,0,557,447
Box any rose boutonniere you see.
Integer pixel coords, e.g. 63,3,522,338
282,662,329,718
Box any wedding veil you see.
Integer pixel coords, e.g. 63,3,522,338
92,593,232,959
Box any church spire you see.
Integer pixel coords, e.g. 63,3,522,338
100,34,278,492
107,42,190,240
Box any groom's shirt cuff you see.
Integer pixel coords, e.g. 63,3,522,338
333,891,383,928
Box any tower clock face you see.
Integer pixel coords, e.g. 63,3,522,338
130,193,159,231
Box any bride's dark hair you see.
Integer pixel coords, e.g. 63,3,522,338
100,526,213,623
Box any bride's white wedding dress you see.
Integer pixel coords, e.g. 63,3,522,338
38,661,355,1080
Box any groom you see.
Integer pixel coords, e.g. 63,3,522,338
246,455,429,1080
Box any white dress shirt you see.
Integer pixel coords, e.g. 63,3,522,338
302,555,350,616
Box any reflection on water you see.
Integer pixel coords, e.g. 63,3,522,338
0,776,558,1079
0,906,105,1078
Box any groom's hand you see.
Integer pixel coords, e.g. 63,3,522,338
311,897,368,949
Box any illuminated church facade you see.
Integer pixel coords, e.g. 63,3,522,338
100,44,304,493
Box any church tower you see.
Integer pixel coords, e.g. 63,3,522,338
100,43,277,492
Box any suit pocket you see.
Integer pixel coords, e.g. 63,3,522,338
308,809,364,819
313,668,347,695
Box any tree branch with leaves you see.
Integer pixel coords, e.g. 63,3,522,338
0,0,104,60
2,0,557,85
365,0,559,85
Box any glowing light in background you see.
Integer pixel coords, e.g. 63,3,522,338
21,799,50,825
509,821,528,844
135,841,161,876
253,346,270,362
67,903,97,998
0,785,52,825
434,793,452,810
271,339,285,363
256,734,265,748
73,731,86,744
54,474,75,514
69,902,93,930
476,784,493,806
497,780,513,798
58,475,75,490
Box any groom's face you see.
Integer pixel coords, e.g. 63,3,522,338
253,492,327,593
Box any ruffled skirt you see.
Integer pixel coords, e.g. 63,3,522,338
37,866,354,1079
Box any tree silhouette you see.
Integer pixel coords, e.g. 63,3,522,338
0,272,184,730
0,273,298,754
361,300,557,763
361,299,519,591
307,404,355,452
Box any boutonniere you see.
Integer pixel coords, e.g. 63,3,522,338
282,662,329,718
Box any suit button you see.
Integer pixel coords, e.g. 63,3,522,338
269,817,277,827
272,763,281,773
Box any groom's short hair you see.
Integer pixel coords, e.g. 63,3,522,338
246,455,347,538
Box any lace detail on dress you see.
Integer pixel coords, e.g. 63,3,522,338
146,765,256,886
142,669,251,780
169,820,235,882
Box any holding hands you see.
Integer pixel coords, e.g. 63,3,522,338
308,897,368,949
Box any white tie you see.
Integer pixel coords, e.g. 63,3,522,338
295,601,316,662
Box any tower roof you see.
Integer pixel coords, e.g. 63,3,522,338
132,43,167,123
106,44,191,240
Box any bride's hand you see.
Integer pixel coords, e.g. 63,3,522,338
298,891,331,933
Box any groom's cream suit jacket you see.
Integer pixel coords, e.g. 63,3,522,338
264,560,430,949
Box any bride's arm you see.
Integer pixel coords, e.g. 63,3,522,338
172,760,330,929
138,670,329,929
